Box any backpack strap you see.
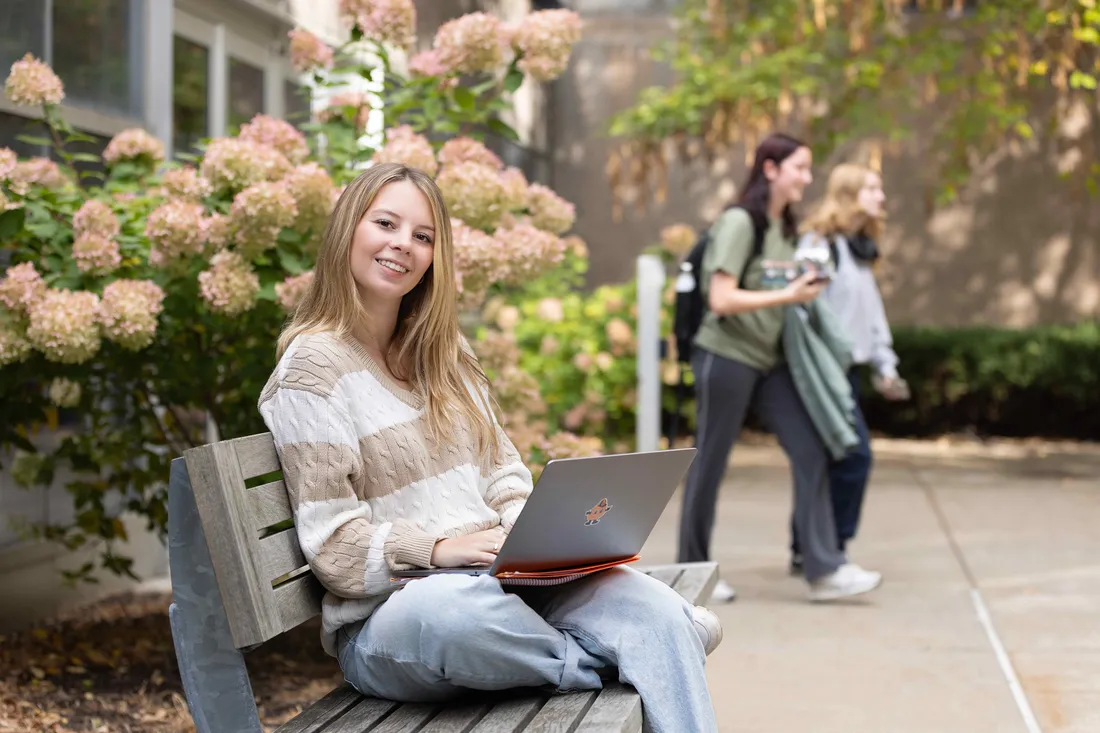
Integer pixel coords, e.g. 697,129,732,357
736,208,767,286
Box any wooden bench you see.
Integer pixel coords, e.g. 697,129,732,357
167,432,718,733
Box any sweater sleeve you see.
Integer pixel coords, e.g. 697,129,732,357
482,423,533,532
866,282,900,379
258,351,440,599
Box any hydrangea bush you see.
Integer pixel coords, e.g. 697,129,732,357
0,4,587,582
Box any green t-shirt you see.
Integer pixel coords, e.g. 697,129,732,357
694,207,795,371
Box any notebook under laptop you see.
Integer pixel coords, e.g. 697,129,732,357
391,448,697,585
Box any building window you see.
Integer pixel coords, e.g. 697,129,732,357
0,0,144,119
284,79,311,129
53,0,143,118
173,36,209,155
228,57,264,131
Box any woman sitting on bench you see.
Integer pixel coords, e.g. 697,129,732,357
257,162,722,732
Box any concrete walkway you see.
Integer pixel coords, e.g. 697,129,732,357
639,437,1100,733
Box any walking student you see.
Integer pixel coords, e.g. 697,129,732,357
258,163,722,732
789,163,909,574
676,134,883,603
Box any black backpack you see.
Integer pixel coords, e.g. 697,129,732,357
667,208,765,445
672,207,766,366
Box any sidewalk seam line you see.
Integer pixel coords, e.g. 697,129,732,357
909,464,1043,733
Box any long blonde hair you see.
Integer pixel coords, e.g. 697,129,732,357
277,163,498,460
801,163,883,240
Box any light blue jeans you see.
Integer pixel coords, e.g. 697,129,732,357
336,566,718,733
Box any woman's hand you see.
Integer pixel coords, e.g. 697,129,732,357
430,527,507,568
874,375,911,401
782,271,827,305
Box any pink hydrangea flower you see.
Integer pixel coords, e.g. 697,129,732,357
0,319,32,366
511,9,582,82
318,91,372,130
526,183,575,234
198,251,260,316
0,148,17,180
541,432,604,460
47,377,81,407
25,289,101,364
10,158,68,191
283,163,337,233
438,137,502,171
437,162,508,231
0,262,47,313
230,181,298,258
205,213,233,253
162,167,213,201
472,330,520,372
98,279,165,351
451,218,505,307
201,138,292,193
4,53,64,106
493,221,566,283
343,0,416,49
275,271,314,311
103,128,165,166
408,49,451,77
238,115,310,165
73,200,121,239
499,167,529,212
433,12,508,74
371,125,438,176
288,28,334,73
146,201,208,266
72,233,122,275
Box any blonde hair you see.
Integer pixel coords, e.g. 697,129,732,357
277,162,499,460
801,163,883,240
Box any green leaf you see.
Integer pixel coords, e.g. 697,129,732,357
69,152,102,163
487,118,520,142
256,282,277,301
15,134,52,147
454,86,477,110
276,228,304,246
504,67,524,94
0,207,26,238
278,247,305,275
1070,70,1098,89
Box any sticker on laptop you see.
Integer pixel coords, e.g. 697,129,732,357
585,498,613,526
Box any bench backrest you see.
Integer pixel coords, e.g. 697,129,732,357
183,432,322,650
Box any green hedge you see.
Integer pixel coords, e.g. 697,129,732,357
859,322,1100,439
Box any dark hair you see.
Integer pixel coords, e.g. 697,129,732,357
735,133,808,240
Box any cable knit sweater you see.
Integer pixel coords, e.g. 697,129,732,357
257,331,533,656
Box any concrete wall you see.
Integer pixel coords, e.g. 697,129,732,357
551,0,1100,327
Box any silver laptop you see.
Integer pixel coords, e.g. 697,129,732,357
393,448,697,579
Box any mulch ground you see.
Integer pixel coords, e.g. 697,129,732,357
0,590,343,733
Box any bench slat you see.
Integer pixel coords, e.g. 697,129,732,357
641,565,683,589
370,702,439,732
274,572,323,629
248,479,293,531
274,685,363,733
418,701,495,732
467,697,545,732
260,528,307,582
575,685,643,733
323,697,401,733
232,432,281,479
184,441,284,648
671,562,718,605
524,690,597,732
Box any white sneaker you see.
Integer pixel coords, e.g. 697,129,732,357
709,578,737,604
807,563,882,602
692,606,723,655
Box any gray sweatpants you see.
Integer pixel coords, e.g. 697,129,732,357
677,348,846,581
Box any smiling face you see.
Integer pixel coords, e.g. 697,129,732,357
765,145,814,208
857,171,886,219
350,179,437,307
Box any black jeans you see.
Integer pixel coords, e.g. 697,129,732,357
791,367,873,556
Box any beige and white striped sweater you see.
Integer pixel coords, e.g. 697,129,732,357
257,331,532,656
